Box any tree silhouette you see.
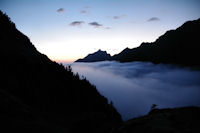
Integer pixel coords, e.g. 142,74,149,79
151,104,158,110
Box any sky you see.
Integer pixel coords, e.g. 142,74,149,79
0,0,200,62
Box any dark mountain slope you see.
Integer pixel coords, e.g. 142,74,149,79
113,106,200,133
0,11,121,133
75,49,111,62
112,18,200,67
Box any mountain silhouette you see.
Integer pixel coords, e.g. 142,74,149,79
75,49,111,62
0,11,122,133
112,18,200,67
113,106,200,133
76,18,200,67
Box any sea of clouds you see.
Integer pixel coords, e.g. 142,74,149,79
70,61,200,120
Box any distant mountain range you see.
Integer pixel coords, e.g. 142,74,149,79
75,49,111,62
76,18,200,67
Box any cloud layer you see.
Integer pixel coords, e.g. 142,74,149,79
88,22,103,27
71,61,200,120
69,21,84,26
56,8,65,13
80,10,87,14
147,17,160,22
113,15,126,20
69,21,107,29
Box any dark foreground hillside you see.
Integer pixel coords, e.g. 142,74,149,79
112,18,200,67
113,106,200,133
0,11,122,133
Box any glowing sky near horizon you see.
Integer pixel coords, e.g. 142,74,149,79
0,0,200,62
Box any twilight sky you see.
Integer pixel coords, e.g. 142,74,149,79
0,0,200,62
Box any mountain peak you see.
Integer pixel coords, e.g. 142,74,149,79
97,49,102,52
96,49,108,54
75,50,111,62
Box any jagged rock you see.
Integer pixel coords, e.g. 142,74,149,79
75,49,111,62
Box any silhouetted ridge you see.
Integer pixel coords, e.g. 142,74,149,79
112,18,200,67
75,49,111,62
113,106,200,133
0,11,121,133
